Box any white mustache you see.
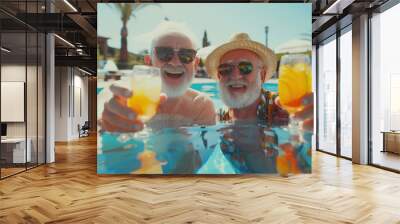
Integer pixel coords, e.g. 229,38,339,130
224,80,248,88
163,64,185,74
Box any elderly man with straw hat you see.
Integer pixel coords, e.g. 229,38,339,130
206,33,313,129
205,33,312,174
206,33,293,126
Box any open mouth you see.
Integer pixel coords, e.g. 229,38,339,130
227,83,247,93
163,70,184,79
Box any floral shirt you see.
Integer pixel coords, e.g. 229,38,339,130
218,88,289,126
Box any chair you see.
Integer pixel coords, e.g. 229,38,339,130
78,121,90,138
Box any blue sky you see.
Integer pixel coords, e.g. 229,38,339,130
98,3,311,54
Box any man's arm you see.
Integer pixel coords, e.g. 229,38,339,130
100,85,144,132
193,95,216,126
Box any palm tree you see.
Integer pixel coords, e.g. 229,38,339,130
111,2,158,69
202,30,210,48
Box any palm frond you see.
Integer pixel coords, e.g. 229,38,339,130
107,3,161,25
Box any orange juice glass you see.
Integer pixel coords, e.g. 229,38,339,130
278,54,312,114
127,65,162,122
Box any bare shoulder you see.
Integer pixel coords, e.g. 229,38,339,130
186,88,214,106
187,89,216,125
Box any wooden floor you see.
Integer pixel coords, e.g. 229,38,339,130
373,150,400,171
1,164,44,178
1,167,26,178
1,135,400,224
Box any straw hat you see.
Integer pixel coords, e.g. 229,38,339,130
205,33,277,80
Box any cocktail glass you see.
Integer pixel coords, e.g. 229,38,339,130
127,65,163,174
278,54,312,114
278,54,312,140
127,65,162,122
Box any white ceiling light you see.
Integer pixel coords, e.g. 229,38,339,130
54,34,75,48
78,67,93,76
1,47,11,53
323,0,354,15
63,0,78,12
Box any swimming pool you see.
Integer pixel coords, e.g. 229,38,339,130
97,81,312,175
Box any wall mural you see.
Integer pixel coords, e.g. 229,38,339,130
97,3,313,175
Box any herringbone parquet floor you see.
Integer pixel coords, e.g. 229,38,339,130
1,135,400,224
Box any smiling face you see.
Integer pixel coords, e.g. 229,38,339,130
218,49,267,109
151,32,198,98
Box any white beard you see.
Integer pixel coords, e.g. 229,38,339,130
161,74,193,98
219,72,262,109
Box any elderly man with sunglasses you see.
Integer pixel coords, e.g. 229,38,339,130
204,33,313,174
99,24,217,174
101,26,216,133
206,33,313,127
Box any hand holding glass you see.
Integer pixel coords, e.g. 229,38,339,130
127,65,162,122
126,65,163,173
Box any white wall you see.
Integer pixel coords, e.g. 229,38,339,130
1,64,46,163
54,67,89,141
1,65,26,139
1,65,30,138
72,73,89,138
55,66,69,141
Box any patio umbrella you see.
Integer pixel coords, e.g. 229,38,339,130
196,45,218,60
275,39,311,54
104,60,119,73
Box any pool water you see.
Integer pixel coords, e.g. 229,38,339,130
97,87,104,94
97,81,312,175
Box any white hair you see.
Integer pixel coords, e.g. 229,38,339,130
149,21,198,58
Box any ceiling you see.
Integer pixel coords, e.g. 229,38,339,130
1,0,98,73
0,0,394,74
312,0,389,43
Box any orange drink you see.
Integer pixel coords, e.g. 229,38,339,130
131,150,162,174
278,54,312,114
127,66,161,122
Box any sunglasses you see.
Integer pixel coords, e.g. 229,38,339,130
217,61,257,77
154,47,197,64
